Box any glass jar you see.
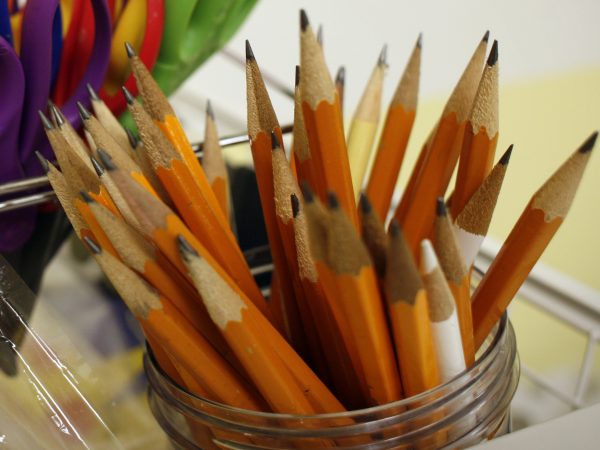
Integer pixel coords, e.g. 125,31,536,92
144,313,519,449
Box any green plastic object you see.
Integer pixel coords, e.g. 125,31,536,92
154,0,257,95
120,0,257,130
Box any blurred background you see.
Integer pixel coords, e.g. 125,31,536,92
1,0,599,447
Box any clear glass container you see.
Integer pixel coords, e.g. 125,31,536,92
144,313,519,449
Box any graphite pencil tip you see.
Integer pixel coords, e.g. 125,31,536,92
125,128,139,149
295,65,300,87
83,236,101,254
416,33,423,49
96,148,116,171
436,197,448,217
378,44,388,66
579,131,598,154
47,101,64,126
90,156,104,176
335,66,346,85
291,193,300,218
38,110,54,130
87,83,100,101
300,9,309,31
271,131,281,150
122,86,135,105
245,40,255,61
482,30,490,43
300,181,314,202
124,41,136,58
327,191,340,209
500,144,514,165
177,235,199,260
77,101,91,121
358,193,373,214
389,219,400,237
80,190,94,203
487,40,498,66
206,100,214,120
35,151,49,173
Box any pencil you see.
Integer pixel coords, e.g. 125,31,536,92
300,10,358,228
291,193,365,409
245,40,300,340
433,198,475,365
393,32,489,253
365,35,421,221
82,236,264,411
472,133,596,348
451,40,500,219
325,192,402,405
125,90,268,317
358,193,389,279
335,66,346,117
385,221,439,397
293,65,322,194
420,240,466,382
203,100,230,220
454,145,512,268
87,83,133,157
347,45,387,197
126,43,227,224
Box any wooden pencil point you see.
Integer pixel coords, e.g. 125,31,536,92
124,41,137,58
335,66,346,85
206,100,215,120
487,40,499,66
295,65,300,87
90,157,104,176
122,86,135,105
416,32,423,49
83,236,102,254
38,110,54,130
482,30,490,43
245,40,255,61
378,44,388,67
500,144,514,165
97,148,116,171
316,24,323,46
271,130,281,150
300,9,309,31
77,101,92,121
327,191,340,209
48,101,65,126
291,193,300,218
177,235,199,261
80,190,94,204
87,83,100,101
389,219,400,237
35,151,49,173
359,193,373,214
301,182,315,202
579,131,598,154
436,197,448,217
125,128,139,149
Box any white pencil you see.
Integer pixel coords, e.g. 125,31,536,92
420,239,466,382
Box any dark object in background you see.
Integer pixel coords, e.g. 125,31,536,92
0,208,72,376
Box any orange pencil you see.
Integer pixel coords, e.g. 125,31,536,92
385,221,440,397
203,101,230,220
472,133,596,348
451,40,500,219
366,35,421,221
300,10,358,228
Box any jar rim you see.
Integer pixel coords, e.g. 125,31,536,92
144,313,510,421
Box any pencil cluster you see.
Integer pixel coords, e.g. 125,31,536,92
38,9,595,422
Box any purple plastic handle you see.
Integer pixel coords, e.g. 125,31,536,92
19,0,112,173
0,37,35,253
